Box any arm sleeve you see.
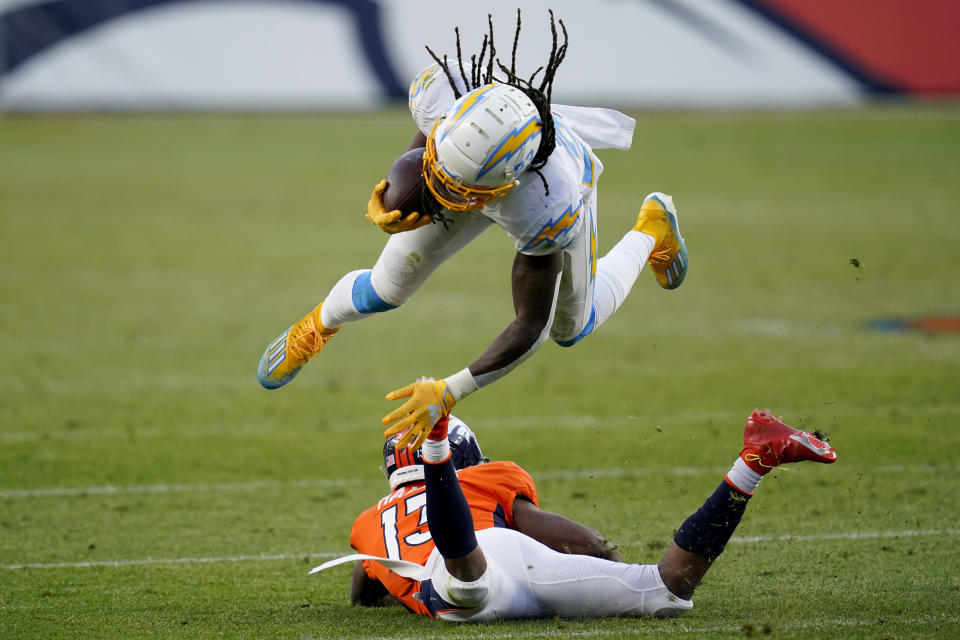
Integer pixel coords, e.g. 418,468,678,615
460,461,539,528
349,508,381,557
348,514,380,580
466,251,563,391
500,462,539,527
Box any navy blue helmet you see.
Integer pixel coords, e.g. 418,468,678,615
383,415,487,489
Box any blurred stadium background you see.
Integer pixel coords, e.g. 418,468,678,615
2,1,959,639
3,0,959,110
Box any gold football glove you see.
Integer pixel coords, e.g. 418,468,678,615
365,180,431,234
382,377,456,451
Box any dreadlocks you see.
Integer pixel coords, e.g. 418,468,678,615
497,9,567,176
425,9,568,195
425,14,499,100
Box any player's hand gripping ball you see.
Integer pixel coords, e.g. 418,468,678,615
365,147,432,234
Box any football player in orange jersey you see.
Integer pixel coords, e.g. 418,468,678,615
311,410,837,621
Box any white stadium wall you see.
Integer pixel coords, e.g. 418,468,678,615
1,0,957,111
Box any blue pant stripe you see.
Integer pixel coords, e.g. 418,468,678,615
555,307,597,348
351,271,397,314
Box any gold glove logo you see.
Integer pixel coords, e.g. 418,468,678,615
428,384,454,423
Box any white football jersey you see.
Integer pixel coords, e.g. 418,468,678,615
481,116,599,256
408,64,465,138
408,65,634,255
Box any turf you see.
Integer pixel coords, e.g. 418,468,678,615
1,106,959,639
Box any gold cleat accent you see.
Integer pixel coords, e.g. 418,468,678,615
257,303,339,389
634,192,688,290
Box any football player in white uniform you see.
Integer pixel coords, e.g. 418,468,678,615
258,12,689,450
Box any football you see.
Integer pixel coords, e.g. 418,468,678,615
382,146,427,216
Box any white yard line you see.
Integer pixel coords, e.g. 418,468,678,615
4,528,958,571
0,478,360,498
0,423,282,443
2,463,954,499
4,401,958,443
2,551,340,570
730,527,960,543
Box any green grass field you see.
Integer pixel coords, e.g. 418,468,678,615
2,106,959,639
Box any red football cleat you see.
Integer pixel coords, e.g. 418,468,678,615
740,409,837,474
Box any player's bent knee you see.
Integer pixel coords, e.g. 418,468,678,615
369,241,439,308
351,271,399,313
430,554,514,622
551,308,596,347
442,570,491,608
647,587,694,618
366,267,429,309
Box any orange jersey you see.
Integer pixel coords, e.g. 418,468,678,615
349,461,539,615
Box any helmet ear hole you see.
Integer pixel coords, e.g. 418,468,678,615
384,435,426,490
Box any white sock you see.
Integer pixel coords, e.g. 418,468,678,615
724,457,763,495
421,438,450,464
593,230,655,327
319,269,374,327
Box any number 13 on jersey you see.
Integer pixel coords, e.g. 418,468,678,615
380,491,432,560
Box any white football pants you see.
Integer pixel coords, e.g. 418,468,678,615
423,527,693,622
319,188,652,346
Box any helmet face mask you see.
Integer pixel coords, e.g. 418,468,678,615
382,416,487,490
422,83,541,212
423,133,518,211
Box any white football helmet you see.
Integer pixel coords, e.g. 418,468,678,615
424,83,542,211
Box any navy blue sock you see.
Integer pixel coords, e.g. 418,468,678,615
423,458,479,559
673,481,751,560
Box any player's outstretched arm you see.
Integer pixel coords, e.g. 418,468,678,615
466,251,564,383
513,496,622,562
382,251,562,451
